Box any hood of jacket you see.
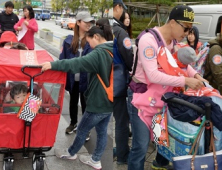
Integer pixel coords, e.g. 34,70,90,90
95,41,113,53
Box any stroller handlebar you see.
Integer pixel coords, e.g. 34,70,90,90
21,65,43,79
164,97,206,115
21,65,42,71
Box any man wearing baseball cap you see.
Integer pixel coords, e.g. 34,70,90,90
113,0,134,166
128,5,206,170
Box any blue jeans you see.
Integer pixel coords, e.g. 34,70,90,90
127,88,150,170
113,96,129,162
68,111,112,161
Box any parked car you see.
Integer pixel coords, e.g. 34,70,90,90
61,19,76,30
55,18,68,26
189,4,222,43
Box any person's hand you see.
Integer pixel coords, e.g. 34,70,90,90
24,20,29,26
41,62,52,72
17,27,22,31
194,73,209,84
185,77,204,90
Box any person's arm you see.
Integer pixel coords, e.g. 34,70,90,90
139,34,204,90
14,18,23,31
207,45,222,89
114,27,134,71
25,19,38,32
42,49,104,74
15,14,19,23
59,42,68,60
59,35,73,60
139,34,185,87
186,65,198,78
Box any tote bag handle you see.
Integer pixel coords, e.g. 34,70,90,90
187,122,218,170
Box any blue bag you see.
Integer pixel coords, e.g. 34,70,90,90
173,122,222,170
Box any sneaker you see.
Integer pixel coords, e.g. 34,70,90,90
65,124,77,134
151,160,174,170
79,155,102,170
54,148,77,160
85,132,90,142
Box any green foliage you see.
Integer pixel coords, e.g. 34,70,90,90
14,1,23,10
68,0,80,13
83,0,100,15
131,17,164,38
81,0,112,17
51,0,64,12
124,0,176,5
98,0,113,18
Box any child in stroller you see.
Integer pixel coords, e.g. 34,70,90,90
3,83,28,113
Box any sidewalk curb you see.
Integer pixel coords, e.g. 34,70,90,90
35,37,60,58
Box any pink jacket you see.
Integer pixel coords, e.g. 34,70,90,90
14,18,38,50
132,27,197,140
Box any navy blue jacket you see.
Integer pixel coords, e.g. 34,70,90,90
162,92,222,131
59,35,92,92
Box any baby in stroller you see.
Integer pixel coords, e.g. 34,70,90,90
3,83,28,113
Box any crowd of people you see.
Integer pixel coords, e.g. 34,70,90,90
0,1,37,50
1,0,222,170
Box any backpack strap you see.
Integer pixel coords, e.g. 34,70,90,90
132,28,163,77
97,50,113,102
132,29,177,78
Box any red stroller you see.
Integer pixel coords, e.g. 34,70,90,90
0,48,66,170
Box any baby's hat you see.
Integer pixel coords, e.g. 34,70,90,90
177,46,197,65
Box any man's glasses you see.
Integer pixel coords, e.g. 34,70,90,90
175,20,193,33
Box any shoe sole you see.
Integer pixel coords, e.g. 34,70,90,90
151,165,167,170
85,137,90,142
65,130,74,134
79,160,102,170
56,154,77,160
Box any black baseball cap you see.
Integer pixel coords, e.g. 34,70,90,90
169,5,201,24
113,0,127,10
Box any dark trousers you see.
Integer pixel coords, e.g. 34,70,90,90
69,81,86,125
113,96,129,162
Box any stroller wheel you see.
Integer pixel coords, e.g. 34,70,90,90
3,160,13,170
32,153,44,170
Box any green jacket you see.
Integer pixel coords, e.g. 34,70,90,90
204,38,222,94
51,42,113,113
